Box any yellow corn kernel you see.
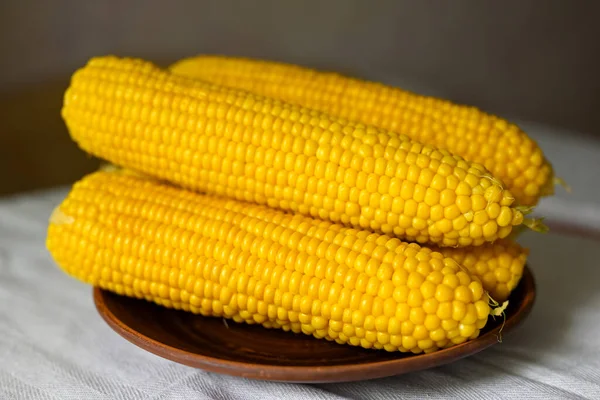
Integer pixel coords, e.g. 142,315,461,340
46,169,495,354
62,56,529,247
170,55,554,206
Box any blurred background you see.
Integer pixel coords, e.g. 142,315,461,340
1,0,599,195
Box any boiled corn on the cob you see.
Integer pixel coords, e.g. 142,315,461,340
170,55,553,206
62,56,531,248
47,169,496,354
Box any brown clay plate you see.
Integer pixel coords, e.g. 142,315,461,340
93,266,535,383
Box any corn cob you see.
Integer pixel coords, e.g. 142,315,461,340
47,169,495,354
170,55,553,206
435,240,527,302
62,56,531,248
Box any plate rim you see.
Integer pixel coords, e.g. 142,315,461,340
93,266,536,383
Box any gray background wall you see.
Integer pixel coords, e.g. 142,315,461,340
1,0,598,194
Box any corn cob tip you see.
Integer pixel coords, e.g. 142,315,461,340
489,299,509,317
554,176,572,193
488,297,509,343
514,205,534,215
513,205,549,234
523,217,549,234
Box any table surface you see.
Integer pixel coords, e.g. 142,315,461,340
2,122,600,399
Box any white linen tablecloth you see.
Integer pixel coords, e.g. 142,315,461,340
1,184,600,400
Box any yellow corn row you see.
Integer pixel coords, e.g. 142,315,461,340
47,169,496,354
435,240,527,302
170,55,553,206
62,56,531,248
